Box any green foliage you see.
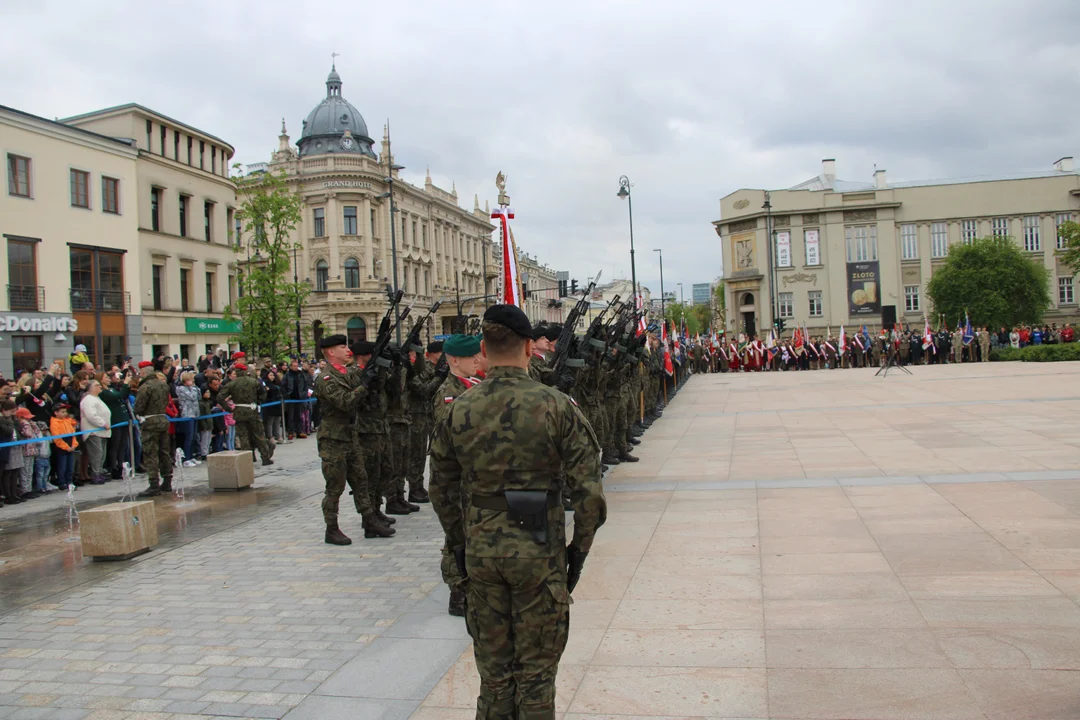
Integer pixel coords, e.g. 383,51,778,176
713,280,726,317
1059,221,1080,276
990,343,1080,362
926,236,1051,329
225,167,309,361
665,302,701,335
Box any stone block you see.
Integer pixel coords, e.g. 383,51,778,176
80,500,158,560
208,450,254,491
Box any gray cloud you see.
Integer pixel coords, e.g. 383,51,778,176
3,0,1078,301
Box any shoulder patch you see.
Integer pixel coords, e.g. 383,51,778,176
570,396,579,406
444,396,454,404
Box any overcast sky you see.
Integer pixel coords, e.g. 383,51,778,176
4,1,1079,300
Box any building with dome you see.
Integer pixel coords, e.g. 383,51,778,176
242,64,567,354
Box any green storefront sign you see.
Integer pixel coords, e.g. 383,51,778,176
184,317,241,334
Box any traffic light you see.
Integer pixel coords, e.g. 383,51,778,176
775,318,785,332
570,279,578,294
558,279,568,298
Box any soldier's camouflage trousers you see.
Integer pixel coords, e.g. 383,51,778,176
233,409,273,461
318,437,370,522
408,413,432,491
141,419,172,483
388,421,410,499
440,542,466,592
359,432,393,510
465,554,569,719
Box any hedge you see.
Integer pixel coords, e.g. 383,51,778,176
990,344,1080,362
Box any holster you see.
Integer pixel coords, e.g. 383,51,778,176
503,490,549,545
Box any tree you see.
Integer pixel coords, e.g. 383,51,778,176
691,303,712,333
713,279,726,321
1058,221,1080,276
665,302,702,335
926,236,1051,329
225,167,308,361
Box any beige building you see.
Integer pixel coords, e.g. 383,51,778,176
502,249,564,324
579,278,652,328
716,158,1080,338
64,105,241,363
1,104,140,375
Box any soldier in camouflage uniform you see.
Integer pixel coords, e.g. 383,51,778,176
430,304,606,719
430,334,483,616
135,361,174,497
217,363,274,465
385,348,420,514
404,341,444,504
528,323,558,386
312,335,394,544
350,340,399,525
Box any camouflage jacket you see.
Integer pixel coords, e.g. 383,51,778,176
385,364,411,426
313,363,367,443
429,366,605,559
133,376,171,430
217,374,266,415
528,352,555,386
432,373,477,429
407,355,443,416
354,367,389,435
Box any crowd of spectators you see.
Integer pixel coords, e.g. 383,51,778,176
0,345,323,508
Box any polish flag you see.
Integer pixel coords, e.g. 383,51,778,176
922,317,936,353
661,321,674,375
491,206,520,306
839,325,847,354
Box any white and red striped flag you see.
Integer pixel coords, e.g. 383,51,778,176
635,293,647,336
839,325,847,354
491,205,520,306
661,319,674,375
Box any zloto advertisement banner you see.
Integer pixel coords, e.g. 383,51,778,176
847,261,881,317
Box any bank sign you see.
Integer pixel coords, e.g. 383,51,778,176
0,315,78,332
184,318,241,333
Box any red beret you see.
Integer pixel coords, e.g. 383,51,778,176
232,351,246,360
233,363,248,371
138,361,154,368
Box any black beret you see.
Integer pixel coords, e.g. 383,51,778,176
350,340,376,355
485,304,534,339
532,322,547,340
542,324,562,342
426,340,444,354
319,334,348,349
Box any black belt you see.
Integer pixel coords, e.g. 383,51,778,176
472,493,559,511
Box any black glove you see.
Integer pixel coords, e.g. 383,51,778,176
434,362,450,380
557,374,575,393
566,545,588,593
453,546,468,579
359,365,378,388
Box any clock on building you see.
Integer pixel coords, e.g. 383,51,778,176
340,135,354,150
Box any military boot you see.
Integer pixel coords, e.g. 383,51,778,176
448,588,466,617
159,477,173,493
371,506,396,525
601,454,621,466
629,437,642,445
261,458,274,466
385,496,417,515
138,480,162,498
618,452,640,463
408,485,430,503
325,523,352,546
363,514,396,538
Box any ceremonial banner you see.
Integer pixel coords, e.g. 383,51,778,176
846,261,881,317
805,229,820,266
491,206,520,306
776,231,792,268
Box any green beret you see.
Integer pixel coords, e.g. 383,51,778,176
443,334,481,357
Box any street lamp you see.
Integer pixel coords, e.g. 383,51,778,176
292,245,301,355
762,191,777,334
377,161,406,344
653,248,665,321
617,175,638,302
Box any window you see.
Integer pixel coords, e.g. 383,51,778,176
187,136,193,165
962,219,978,243
228,274,236,306
146,119,153,151
70,169,90,208
1058,213,1074,250
7,154,31,197
900,223,918,260
313,208,325,237
412,221,418,248
7,240,38,310
315,260,329,291
343,206,358,235
179,268,191,312
370,208,377,236
69,247,125,315
344,257,360,288
204,202,213,241
931,222,948,258
151,188,161,231
844,225,877,262
11,335,42,377
1059,276,1074,305
152,265,163,310
102,177,119,214
199,141,205,169
904,285,920,313
414,268,420,296
808,290,822,317
804,229,820,266
402,217,408,245
1023,215,1041,252
422,224,427,249
205,271,215,311
775,231,791,267
211,147,217,175
992,217,1009,238
778,292,793,318
234,214,242,247
174,131,180,160
160,125,166,157
179,195,188,236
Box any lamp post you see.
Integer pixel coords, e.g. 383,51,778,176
653,248,665,321
617,176,638,302
292,245,301,355
763,191,777,335
377,162,406,344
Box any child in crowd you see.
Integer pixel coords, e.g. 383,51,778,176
15,407,41,498
0,399,21,505
51,404,78,490
33,420,52,494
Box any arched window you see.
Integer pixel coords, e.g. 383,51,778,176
347,316,367,344
316,260,328,291
344,257,360,289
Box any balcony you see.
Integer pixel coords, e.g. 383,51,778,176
69,288,131,314
7,285,44,312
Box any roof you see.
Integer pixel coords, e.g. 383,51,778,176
0,103,138,151
60,103,235,154
788,167,1079,193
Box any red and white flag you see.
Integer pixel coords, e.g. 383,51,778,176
491,205,520,306
922,318,935,352
661,321,674,375
635,293,647,336
839,325,847,354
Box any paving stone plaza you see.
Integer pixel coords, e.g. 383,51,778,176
4,362,1080,719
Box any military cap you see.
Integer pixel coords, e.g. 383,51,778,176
542,323,562,342
443,334,481,357
426,340,444,354
319,334,348,349
532,322,548,340
350,340,376,355
484,304,533,339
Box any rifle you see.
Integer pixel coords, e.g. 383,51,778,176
552,271,601,378
371,289,411,369
583,294,620,353
403,298,443,353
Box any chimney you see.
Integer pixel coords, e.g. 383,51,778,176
1054,156,1074,172
822,158,836,177
874,168,887,189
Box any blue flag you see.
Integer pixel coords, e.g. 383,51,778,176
962,313,974,346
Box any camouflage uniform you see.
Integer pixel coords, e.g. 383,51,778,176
356,369,393,514
528,352,555,386
385,363,413,502
313,363,371,525
133,375,173,492
430,366,605,718
218,370,273,463
406,355,443,497
431,372,477,599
